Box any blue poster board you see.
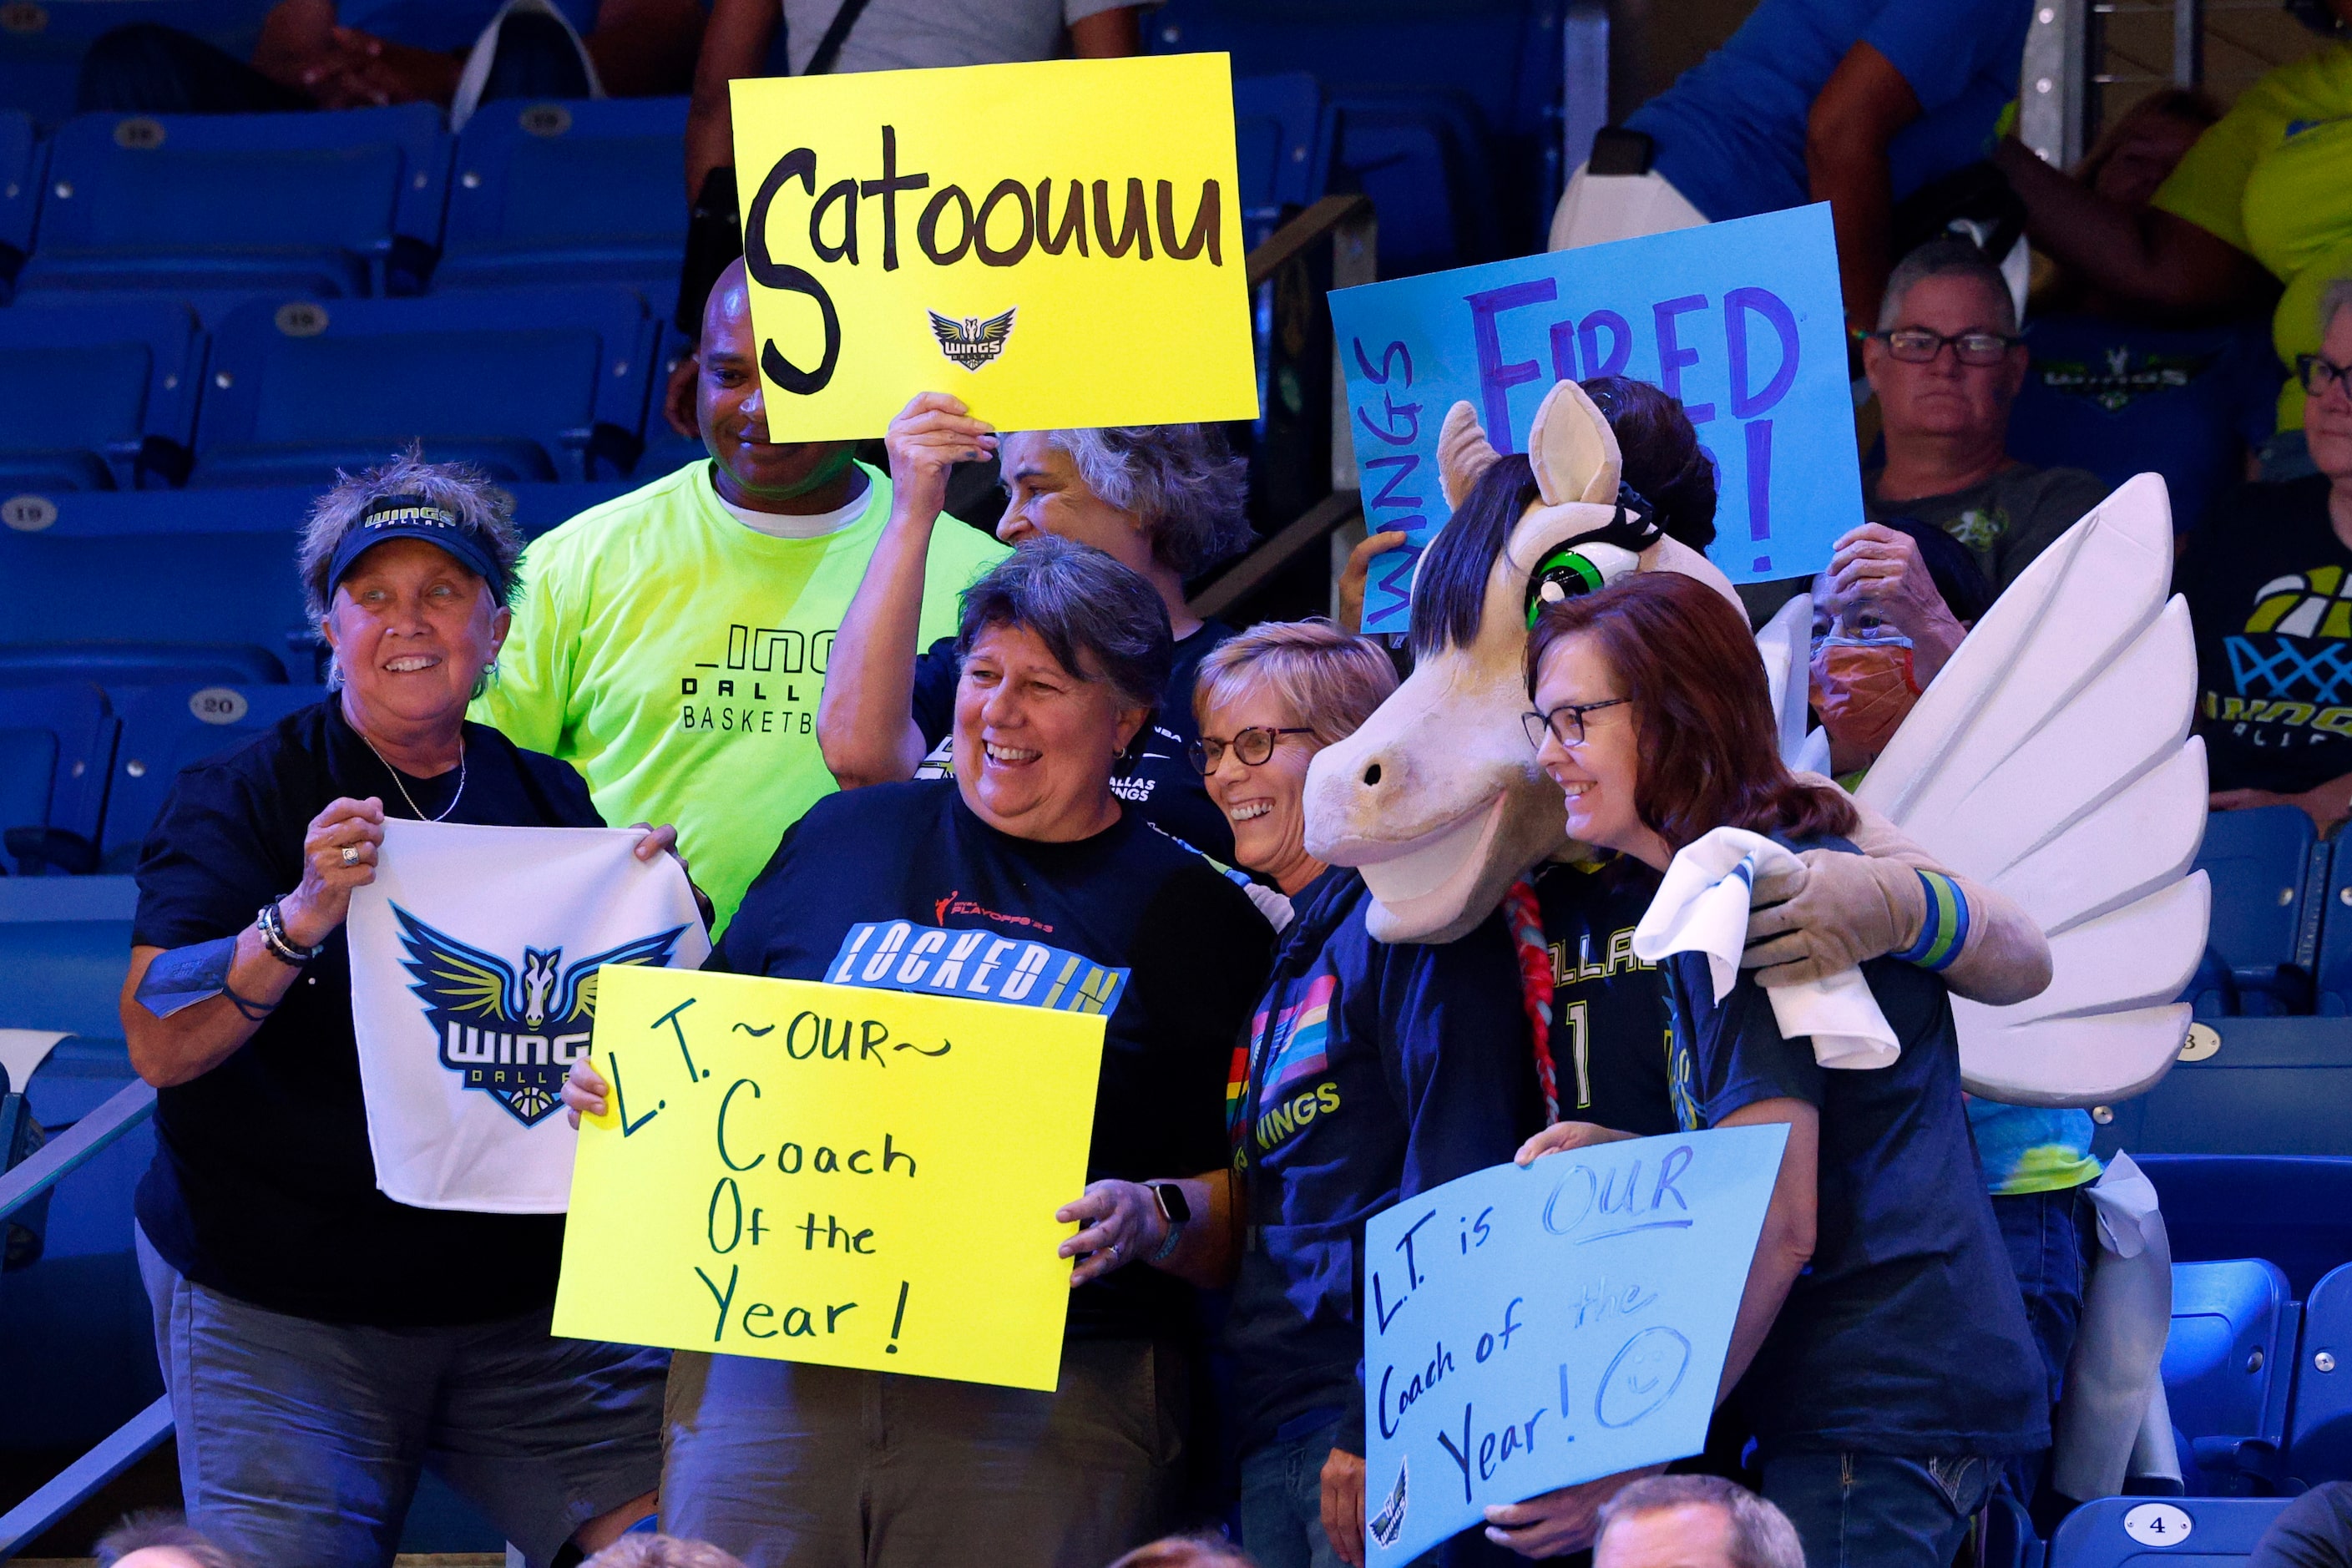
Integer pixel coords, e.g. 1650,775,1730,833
1361,1125,1788,1565
1329,205,1861,634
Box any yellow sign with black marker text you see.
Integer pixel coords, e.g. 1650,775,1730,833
554,966,1105,1391
727,53,1260,437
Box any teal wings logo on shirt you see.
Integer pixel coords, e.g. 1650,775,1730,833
394,906,690,1125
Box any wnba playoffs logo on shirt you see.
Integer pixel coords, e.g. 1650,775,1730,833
392,906,691,1125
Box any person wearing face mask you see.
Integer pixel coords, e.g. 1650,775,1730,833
472,262,1007,938
1808,515,2100,1533
1808,516,1990,778
820,393,1255,862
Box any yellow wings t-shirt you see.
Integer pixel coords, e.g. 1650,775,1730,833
473,460,1007,934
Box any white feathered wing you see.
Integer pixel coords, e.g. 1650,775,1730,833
1840,472,2207,1105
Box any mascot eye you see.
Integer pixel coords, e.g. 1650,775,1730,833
1525,547,1608,628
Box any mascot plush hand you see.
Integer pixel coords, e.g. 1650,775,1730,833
1302,381,1734,944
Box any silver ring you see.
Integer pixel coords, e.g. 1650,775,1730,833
341,845,361,866
1104,1242,1120,1265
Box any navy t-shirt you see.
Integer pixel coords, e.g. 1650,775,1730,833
2008,315,2281,539
1535,857,1679,1136
1662,836,2048,1456
910,620,1237,862
2178,476,2352,794
130,701,600,1326
721,779,1272,1340
1626,0,2031,223
1226,867,1542,1457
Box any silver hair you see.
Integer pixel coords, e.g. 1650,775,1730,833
1878,236,2019,336
1034,424,1253,579
96,1510,245,1568
296,449,524,692
2323,276,2352,338
1595,1475,1806,1568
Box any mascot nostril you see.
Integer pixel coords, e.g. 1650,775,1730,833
1363,763,1382,787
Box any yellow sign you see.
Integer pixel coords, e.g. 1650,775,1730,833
554,966,1105,1391
727,53,1260,438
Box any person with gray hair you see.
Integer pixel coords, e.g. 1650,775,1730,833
1591,1476,1806,1568
96,1511,245,1568
572,536,1275,1568
2180,276,2352,836
1851,236,2109,602
115,452,681,1568
819,391,1256,862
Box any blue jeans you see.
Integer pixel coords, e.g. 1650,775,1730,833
139,1227,665,1568
1239,1422,1350,1568
1761,1451,1996,1568
1993,1185,2094,1509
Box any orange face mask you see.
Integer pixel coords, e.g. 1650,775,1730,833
1810,635,1921,772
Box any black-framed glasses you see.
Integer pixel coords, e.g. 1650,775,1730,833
1189,726,1315,774
2298,353,2352,400
1521,698,1631,751
1870,327,2022,367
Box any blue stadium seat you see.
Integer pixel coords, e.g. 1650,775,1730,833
0,876,135,1036
2111,1155,2352,1300
2165,1259,2299,1495
0,295,201,490
0,0,277,129
0,681,115,874
0,108,41,297
438,96,690,291
0,641,287,691
2188,807,2324,1015
1231,73,1333,249
2289,1262,2352,1488
2092,1018,2352,1160
1327,87,1498,276
2312,840,2352,1015
192,287,658,486
2046,1495,2293,1568
100,682,326,868
19,104,448,297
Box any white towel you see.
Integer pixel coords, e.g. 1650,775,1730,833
1632,827,1900,1070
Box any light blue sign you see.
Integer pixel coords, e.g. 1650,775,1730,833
1361,1125,1788,1565
1329,205,1861,634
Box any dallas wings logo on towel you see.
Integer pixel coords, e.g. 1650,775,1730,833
393,905,690,1126
927,307,1016,371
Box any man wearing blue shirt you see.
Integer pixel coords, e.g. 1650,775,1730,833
1550,0,2034,334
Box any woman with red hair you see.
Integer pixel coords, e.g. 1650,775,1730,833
1500,572,2047,1568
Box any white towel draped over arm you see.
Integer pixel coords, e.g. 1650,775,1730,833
1633,827,1901,1070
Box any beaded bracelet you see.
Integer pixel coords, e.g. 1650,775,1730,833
256,898,325,967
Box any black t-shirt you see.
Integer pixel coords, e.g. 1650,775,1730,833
910,620,1237,862
130,701,602,1327
1534,856,1678,1136
721,778,1272,1340
1662,834,2049,1457
2178,477,2352,794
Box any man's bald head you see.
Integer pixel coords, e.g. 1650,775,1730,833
695,257,858,513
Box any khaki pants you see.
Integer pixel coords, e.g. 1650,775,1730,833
1546,163,1710,252
661,1338,1189,1568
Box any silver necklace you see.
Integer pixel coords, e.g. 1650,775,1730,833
361,731,468,822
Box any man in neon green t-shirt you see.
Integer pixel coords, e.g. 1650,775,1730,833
473,261,1006,932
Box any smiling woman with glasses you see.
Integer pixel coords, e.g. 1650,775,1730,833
1520,695,1633,751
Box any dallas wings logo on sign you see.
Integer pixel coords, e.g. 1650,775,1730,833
393,904,692,1125
928,307,1016,370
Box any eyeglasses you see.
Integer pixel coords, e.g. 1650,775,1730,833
1521,698,1631,751
1870,327,2022,367
2297,353,2352,400
1189,726,1315,774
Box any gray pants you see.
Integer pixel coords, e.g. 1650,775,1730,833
662,1338,1189,1568
138,1227,667,1568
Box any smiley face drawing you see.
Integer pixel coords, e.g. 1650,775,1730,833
1596,1326,1691,1429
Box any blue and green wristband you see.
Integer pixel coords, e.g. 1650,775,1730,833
1892,869,1970,972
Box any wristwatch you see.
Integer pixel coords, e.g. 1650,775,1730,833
1148,1183,1191,1264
